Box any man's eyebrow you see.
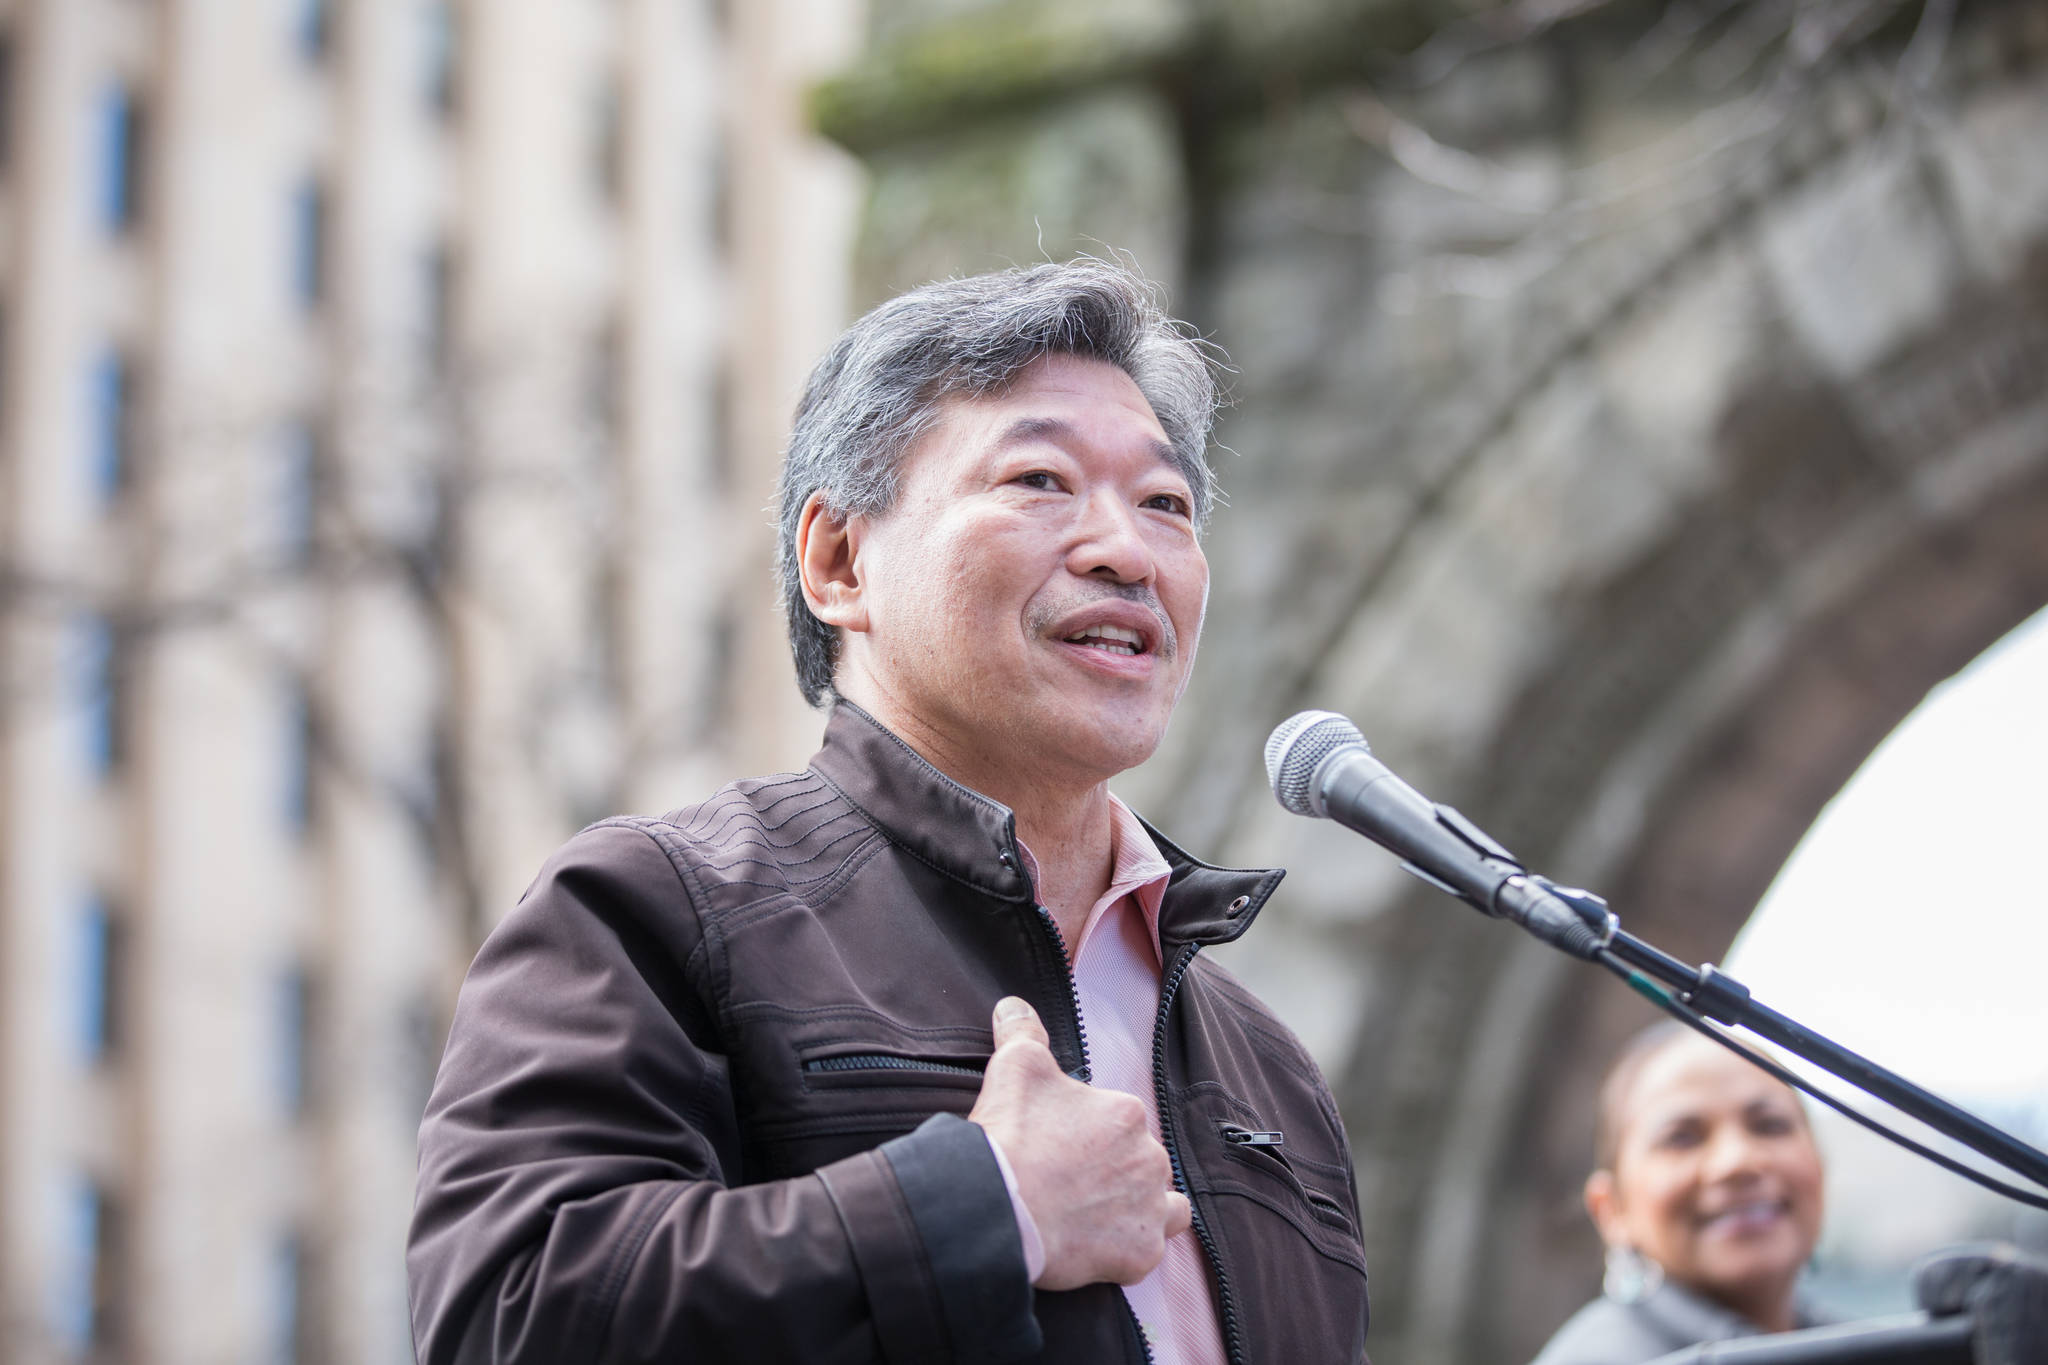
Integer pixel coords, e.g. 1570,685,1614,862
991,415,1181,471
991,415,1073,450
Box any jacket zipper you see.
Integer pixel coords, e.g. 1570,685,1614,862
800,1054,985,1078
1032,902,1149,1359
1154,941,1245,1365
1032,905,1093,1081
1120,1295,1159,1365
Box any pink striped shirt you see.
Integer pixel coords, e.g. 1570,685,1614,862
990,797,1226,1365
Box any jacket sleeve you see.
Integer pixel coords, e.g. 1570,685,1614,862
406,821,1040,1365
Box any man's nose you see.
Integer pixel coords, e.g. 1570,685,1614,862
1068,491,1154,583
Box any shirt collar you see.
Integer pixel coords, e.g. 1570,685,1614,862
1014,795,1174,968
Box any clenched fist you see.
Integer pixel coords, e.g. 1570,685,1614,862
968,996,1192,1290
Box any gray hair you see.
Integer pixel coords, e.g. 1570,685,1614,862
775,257,1223,706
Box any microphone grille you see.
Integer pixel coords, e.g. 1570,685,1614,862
1265,711,1367,816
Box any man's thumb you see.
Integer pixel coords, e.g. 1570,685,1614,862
991,996,1051,1050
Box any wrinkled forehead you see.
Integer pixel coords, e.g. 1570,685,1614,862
910,354,1187,488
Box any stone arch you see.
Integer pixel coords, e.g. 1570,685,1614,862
1479,407,2048,1362
1210,119,2048,1365
1143,23,2048,1361
1396,348,2048,1363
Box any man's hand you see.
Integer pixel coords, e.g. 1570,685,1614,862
968,996,1192,1291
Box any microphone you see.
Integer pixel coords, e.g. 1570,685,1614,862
1264,711,1614,958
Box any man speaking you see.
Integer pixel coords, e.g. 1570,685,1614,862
407,258,1371,1364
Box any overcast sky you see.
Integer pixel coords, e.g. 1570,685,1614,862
1725,604,2048,1104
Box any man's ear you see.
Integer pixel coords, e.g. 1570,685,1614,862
1584,1168,1625,1248
796,492,870,635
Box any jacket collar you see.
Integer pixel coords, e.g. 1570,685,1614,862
808,700,1284,947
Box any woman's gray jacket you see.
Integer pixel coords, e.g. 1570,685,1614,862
1530,1283,1827,1365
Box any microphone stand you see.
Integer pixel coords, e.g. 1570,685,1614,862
1638,1243,2048,1365
1643,1312,1975,1364
1510,888,2048,1365
1536,882,2048,1192
1461,867,2048,1365
1262,712,2048,1361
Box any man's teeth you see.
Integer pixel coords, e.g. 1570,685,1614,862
1066,624,1143,655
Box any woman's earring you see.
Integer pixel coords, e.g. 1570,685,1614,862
1603,1245,1664,1304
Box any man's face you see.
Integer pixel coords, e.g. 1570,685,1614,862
845,353,1209,786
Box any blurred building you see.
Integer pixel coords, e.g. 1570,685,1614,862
0,2,859,1362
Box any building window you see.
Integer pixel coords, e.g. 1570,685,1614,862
424,243,456,368
0,33,16,178
75,615,127,780
278,967,318,1119
52,1178,124,1353
592,81,623,207
76,895,125,1065
282,681,315,835
401,992,443,1124
292,179,327,310
267,1232,310,1363
708,136,732,255
425,2,458,116
294,0,331,63
586,317,621,443
87,348,136,506
276,420,319,567
95,83,146,234
692,603,737,744
706,356,733,496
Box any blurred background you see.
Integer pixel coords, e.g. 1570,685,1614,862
1,1,2043,1362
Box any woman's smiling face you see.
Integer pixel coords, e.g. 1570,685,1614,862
1586,1034,1826,1328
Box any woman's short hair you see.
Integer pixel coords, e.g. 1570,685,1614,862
1590,1022,1812,1171
1592,1022,1699,1171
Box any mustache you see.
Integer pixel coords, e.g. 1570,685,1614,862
1027,583,1177,661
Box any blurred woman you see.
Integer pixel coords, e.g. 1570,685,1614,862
1530,1022,1831,1365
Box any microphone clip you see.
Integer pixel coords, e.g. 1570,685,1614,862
1499,876,1618,960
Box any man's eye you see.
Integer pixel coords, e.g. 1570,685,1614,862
1015,471,1061,491
1145,493,1191,516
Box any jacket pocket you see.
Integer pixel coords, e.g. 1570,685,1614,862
1174,1085,1370,1362
746,1040,989,1174
795,1044,989,1092
1214,1126,1357,1234
1180,1086,1367,1269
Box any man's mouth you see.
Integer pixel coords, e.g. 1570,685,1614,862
1064,624,1147,656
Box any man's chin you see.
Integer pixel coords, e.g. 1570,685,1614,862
1034,713,1169,780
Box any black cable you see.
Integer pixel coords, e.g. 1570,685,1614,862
1593,946,2048,1213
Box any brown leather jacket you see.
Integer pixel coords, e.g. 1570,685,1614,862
408,702,1370,1364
